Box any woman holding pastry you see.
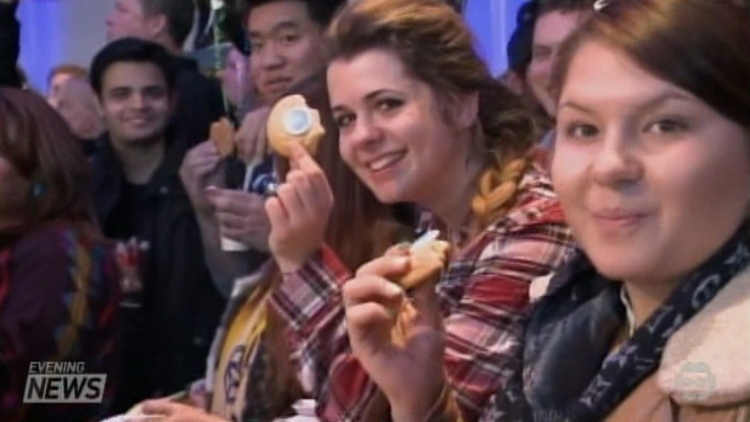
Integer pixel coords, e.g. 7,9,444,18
264,0,575,421
141,75,416,422
347,0,750,421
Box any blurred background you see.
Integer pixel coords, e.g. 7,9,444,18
17,0,527,93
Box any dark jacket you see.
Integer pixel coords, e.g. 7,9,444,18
90,132,226,411
173,56,225,147
0,223,122,422
0,2,21,88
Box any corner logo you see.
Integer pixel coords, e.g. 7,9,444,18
23,362,107,404
673,361,716,402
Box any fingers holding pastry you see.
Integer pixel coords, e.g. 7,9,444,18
266,95,325,158
210,117,235,158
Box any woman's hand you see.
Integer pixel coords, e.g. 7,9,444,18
343,250,447,422
141,400,226,422
264,144,333,273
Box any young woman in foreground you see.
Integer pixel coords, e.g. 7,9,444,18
264,0,574,420
344,0,750,420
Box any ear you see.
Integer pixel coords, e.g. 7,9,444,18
145,14,168,40
454,91,479,130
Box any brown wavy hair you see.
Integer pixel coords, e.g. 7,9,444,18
0,88,95,237
325,0,539,230
551,0,750,130
261,73,414,418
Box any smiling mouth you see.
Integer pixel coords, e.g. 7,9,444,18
127,118,151,126
365,151,406,172
591,209,651,232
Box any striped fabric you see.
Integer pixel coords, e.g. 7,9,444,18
0,223,121,422
271,165,576,422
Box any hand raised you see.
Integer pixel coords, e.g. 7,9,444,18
264,144,333,272
180,141,225,215
343,253,447,422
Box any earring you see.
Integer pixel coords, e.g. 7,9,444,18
30,183,46,198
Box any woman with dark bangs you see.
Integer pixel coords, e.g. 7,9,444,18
344,0,750,421
0,88,121,422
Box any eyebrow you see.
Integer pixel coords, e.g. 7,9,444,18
249,21,300,38
558,90,694,115
331,89,397,114
107,86,131,93
106,84,164,93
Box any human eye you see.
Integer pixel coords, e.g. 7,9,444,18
278,31,301,45
250,39,264,52
644,118,689,136
108,88,130,101
532,47,550,61
375,97,404,113
334,113,356,129
562,121,600,140
144,86,167,100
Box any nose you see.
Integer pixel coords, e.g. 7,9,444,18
129,92,147,110
257,42,285,69
590,128,643,187
345,114,382,150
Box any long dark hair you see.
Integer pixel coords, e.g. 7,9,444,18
260,73,414,418
0,88,96,239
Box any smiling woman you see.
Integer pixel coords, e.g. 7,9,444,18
262,1,575,421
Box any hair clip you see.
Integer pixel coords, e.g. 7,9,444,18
593,0,611,12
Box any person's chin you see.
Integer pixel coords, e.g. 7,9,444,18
369,182,409,205
124,131,163,146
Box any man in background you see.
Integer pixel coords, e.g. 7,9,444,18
88,38,226,412
106,0,225,146
526,0,593,118
47,64,88,105
179,0,348,296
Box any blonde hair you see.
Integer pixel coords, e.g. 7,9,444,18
327,0,538,229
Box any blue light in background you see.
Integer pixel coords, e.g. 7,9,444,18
464,0,527,76
18,0,64,94
14,0,527,91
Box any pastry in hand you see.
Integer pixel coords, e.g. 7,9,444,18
397,231,451,289
210,117,235,157
266,94,325,157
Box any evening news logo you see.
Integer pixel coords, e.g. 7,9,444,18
23,362,106,403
